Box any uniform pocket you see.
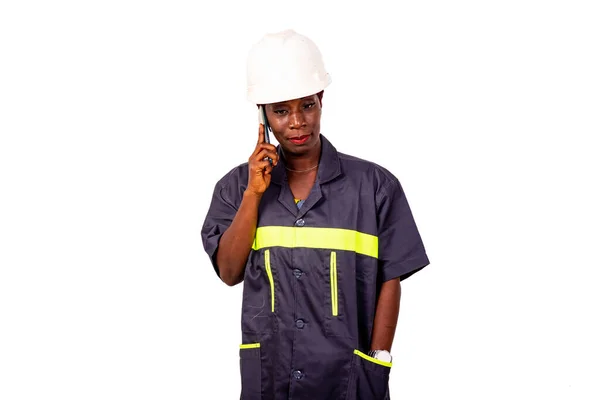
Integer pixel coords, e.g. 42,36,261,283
346,350,391,400
324,251,354,337
241,250,275,334
239,343,262,400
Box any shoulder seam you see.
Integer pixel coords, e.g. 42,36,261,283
376,177,400,210
216,162,248,210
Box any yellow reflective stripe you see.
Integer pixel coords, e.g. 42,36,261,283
240,343,261,349
330,251,338,316
354,349,392,368
252,227,378,258
265,249,274,312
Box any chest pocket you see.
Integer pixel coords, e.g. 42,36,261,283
241,249,276,334
330,251,338,316
265,250,275,312
324,251,355,338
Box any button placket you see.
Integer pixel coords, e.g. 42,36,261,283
291,214,306,386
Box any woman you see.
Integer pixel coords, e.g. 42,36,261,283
201,29,430,400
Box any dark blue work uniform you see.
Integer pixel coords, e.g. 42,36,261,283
201,134,430,400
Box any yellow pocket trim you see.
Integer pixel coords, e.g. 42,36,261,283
240,343,261,349
330,251,338,316
354,349,392,368
265,249,274,312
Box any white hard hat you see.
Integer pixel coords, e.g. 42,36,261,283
246,29,332,104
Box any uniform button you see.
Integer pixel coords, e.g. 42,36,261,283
293,268,303,278
292,370,303,380
295,319,305,329
294,218,305,227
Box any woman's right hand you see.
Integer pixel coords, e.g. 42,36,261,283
246,123,279,196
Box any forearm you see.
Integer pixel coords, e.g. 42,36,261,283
216,190,262,286
370,278,401,351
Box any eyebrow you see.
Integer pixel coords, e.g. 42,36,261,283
272,97,316,107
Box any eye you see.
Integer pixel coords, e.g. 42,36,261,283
274,109,288,115
304,102,316,109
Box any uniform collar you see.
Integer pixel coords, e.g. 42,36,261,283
271,134,342,185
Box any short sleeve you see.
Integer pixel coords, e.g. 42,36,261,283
376,178,430,282
201,181,239,278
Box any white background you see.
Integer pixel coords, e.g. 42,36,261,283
1,0,599,399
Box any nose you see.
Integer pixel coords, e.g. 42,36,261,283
289,111,306,129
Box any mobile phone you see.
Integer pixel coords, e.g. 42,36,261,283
258,105,271,144
258,106,273,165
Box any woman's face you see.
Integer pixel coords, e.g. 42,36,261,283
265,93,322,156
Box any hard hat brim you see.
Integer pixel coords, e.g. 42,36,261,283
247,74,331,104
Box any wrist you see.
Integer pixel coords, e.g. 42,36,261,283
243,189,263,201
368,349,393,363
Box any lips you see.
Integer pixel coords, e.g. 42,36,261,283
289,134,310,145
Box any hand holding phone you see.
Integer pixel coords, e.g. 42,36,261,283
246,123,279,196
